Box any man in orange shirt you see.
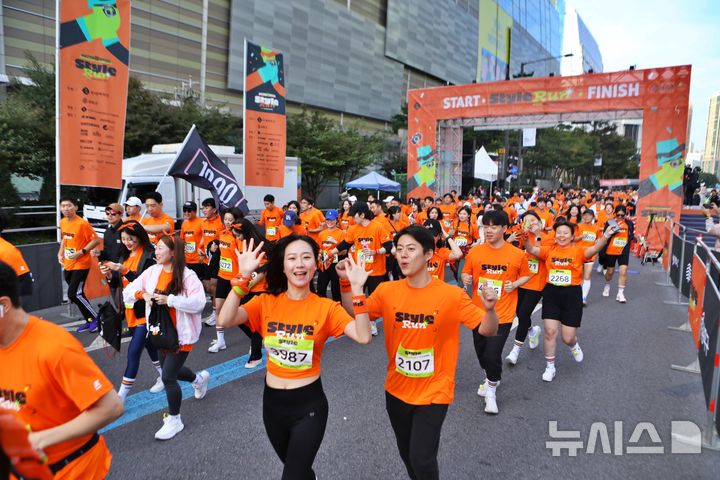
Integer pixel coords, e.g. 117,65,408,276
123,196,143,222
199,198,223,325
462,209,529,414
316,210,345,300
181,201,204,280
0,208,33,303
299,197,325,245
57,197,101,333
0,262,124,479
140,192,175,246
258,194,283,243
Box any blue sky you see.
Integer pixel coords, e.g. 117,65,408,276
573,0,720,153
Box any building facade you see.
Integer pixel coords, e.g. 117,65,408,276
703,92,720,177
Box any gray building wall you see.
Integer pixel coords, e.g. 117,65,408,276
510,23,560,78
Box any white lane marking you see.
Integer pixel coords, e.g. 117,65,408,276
61,320,87,329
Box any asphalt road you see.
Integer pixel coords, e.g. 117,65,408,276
38,257,720,479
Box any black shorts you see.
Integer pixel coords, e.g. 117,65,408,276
215,277,232,300
187,263,203,278
542,284,583,328
603,249,630,268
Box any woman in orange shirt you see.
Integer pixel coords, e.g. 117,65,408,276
576,209,603,305
100,221,164,402
218,235,372,480
339,199,354,231
524,219,614,382
124,235,209,440
386,206,410,280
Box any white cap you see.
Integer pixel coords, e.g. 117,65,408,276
124,196,143,207
383,195,395,203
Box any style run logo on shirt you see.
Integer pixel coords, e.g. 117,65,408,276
394,311,437,329
480,263,508,274
267,322,314,338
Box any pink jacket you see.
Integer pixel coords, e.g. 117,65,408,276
123,264,205,346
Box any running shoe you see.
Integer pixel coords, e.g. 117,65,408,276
192,370,211,400
155,414,184,440
602,285,611,297
370,321,378,336
571,344,584,362
484,393,499,414
616,291,627,303
203,311,216,327
87,320,99,333
528,326,541,350
149,377,165,394
505,347,520,365
245,358,262,369
542,366,556,382
477,379,488,397
76,321,93,333
208,339,226,353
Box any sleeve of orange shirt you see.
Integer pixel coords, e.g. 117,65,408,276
326,300,354,338
461,248,476,274
537,245,551,261
81,218,98,246
242,294,264,332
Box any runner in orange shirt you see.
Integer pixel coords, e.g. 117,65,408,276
277,209,308,239
217,236,372,480
258,194,283,243
524,219,615,382
533,197,554,232
180,201,204,279
339,199,355,231
422,219,462,282
337,225,498,480
438,194,457,234
601,204,635,303
199,198,224,325
316,210,345,300
299,197,326,245
0,208,33,301
140,192,175,246
57,197,101,333
123,196,143,222
576,209,603,305
0,262,123,479
461,209,529,414
385,206,410,280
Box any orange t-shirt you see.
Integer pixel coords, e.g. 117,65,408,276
504,206,518,225
462,242,525,324
0,237,30,275
0,316,113,477
427,248,451,281
453,221,478,247
344,221,391,276
534,209,554,230
576,223,602,261
121,249,145,327
243,292,353,379
300,208,325,244
60,216,97,271
538,244,588,287
125,213,142,223
217,230,239,281
438,205,456,232
154,269,191,352
339,211,354,231
415,211,428,225
141,213,175,246
386,218,410,241
278,224,308,239
367,278,485,405
260,207,283,241
181,217,204,265
605,219,630,256
317,228,344,272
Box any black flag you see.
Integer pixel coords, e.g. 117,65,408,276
168,125,248,214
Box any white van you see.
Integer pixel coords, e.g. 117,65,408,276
85,144,300,226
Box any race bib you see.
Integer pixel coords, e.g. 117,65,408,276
219,256,233,272
264,336,314,370
266,226,277,236
395,344,434,378
64,247,76,259
358,250,374,265
581,231,597,242
478,277,502,298
527,258,539,275
443,220,451,228
184,241,196,253
548,269,571,286
612,237,627,248
454,236,468,247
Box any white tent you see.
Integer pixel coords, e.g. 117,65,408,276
473,146,498,182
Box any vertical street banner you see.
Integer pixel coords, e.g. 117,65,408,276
58,0,130,188
243,40,286,187
168,126,249,214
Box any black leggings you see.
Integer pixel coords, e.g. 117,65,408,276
317,266,340,301
385,392,449,480
515,288,543,342
263,379,328,480
160,350,196,415
64,269,97,321
124,325,159,379
240,292,263,361
472,323,513,382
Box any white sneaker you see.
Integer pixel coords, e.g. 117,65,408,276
602,285,610,297
245,358,262,369
203,311,216,326
192,370,210,399
506,347,520,365
571,344,584,363
149,376,165,394
616,291,627,303
477,379,488,397
528,326,541,349
154,414,184,440
542,366,556,382
596,264,603,274
484,393,499,414
208,339,226,353
370,322,378,336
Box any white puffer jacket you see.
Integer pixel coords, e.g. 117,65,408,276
123,264,205,346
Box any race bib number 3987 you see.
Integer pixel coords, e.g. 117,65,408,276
264,336,314,370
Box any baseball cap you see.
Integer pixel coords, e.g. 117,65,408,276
283,210,297,227
106,203,124,215
182,201,197,211
423,219,443,237
325,209,339,221
383,195,394,203
124,196,142,207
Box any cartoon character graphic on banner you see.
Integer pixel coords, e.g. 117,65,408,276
407,144,437,192
246,47,286,97
59,0,129,65
638,137,685,198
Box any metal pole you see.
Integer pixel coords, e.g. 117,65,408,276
199,0,208,106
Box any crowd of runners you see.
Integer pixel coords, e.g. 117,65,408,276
1,185,640,479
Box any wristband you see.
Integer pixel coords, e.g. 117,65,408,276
340,278,351,293
352,295,368,315
231,274,252,298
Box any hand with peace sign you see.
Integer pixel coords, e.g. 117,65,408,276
235,238,266,278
